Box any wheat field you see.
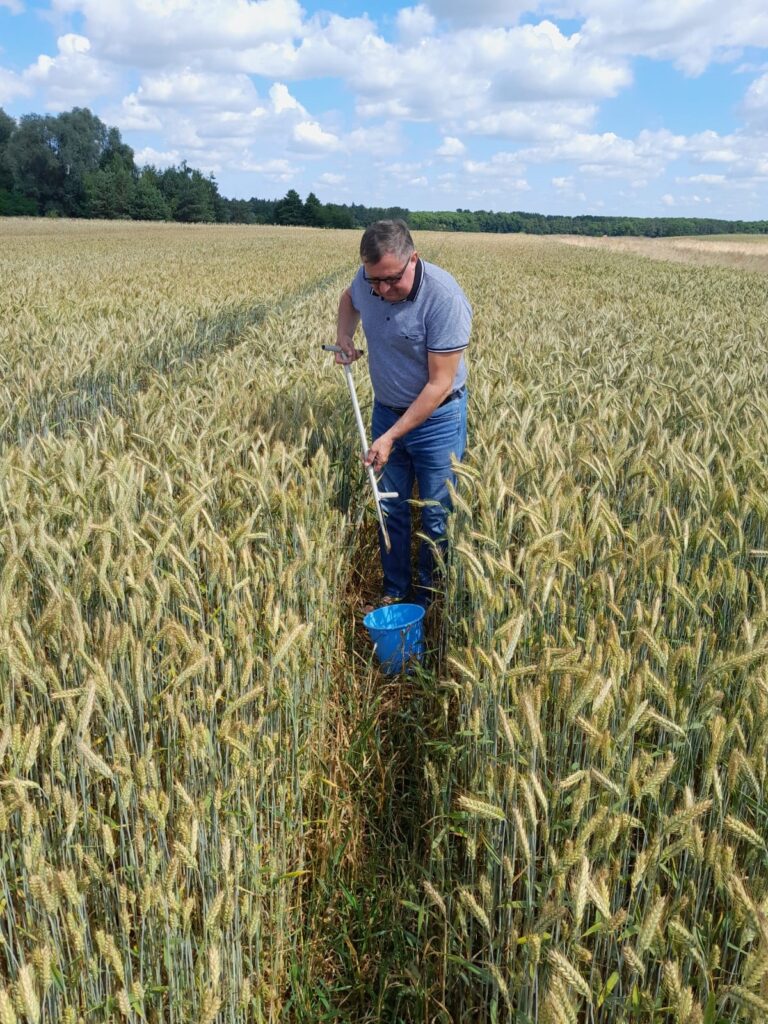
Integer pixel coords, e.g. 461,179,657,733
1,220,767,1023
556,233,768,274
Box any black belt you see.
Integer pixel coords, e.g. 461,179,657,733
384,386,465,416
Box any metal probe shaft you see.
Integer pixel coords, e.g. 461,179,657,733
322,345,397,552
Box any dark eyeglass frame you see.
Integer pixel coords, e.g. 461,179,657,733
363,255,412,287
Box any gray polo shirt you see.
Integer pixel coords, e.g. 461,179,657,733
348,258,471,408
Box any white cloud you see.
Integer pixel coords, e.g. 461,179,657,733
109,93,163,131
199,107,268,139
660,191,711,207
486,21,630,101
319,172,345,185
464,151,524,174
355,96,411,119
735,61,768,74
520,132,638,168
551,175,588,202
571,0,768,76
346,123,405,157
424,0,538,26
0,66,31,105
50,0,304,68
59,32,89,56
635,128,689,157
133,146,181,168
515,127,688,179
148,13,624,133
743,71,768,126
437,136,465,156
23,33,118,110
136,69,262,109
464,152,530,191
111,70,272,154
396,5,436,39
349,20,629,129
686,129,741,164
682,173,727,184
111,70,341,178
281,13,382,79
335,19,632,152
14,4,629,167
465,101,597,140
292,120,341,149
269,81,305,115
385,160,428,180
0,0,24,12
241,156,297,179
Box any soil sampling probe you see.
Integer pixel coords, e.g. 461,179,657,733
322,344,397,551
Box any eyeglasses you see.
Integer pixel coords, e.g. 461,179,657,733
363,256,412,287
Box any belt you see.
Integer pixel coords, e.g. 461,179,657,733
384,386,465,417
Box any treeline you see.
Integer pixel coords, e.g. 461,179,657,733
1,106,766,236
0,106,248,222
409,209,768,237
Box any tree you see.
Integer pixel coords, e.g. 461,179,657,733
0,108,13,146
130,171,170,220
248,197,278,223
55,107,109,215
85,166,136,218
322,203,354,229
100,126,136,175
274,188,305,225
157,163,218,222
5,114,62,213
3,107,120,216
0,108,15,193
174,167,217,222
304,191,323,226
0,111,37,215
223,198,257,224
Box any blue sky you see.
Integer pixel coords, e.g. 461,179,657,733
2,0,768,218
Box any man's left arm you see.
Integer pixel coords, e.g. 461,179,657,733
365,350,463,470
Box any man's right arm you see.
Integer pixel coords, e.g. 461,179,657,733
336,288,362,363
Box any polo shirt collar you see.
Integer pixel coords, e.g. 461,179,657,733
405,257,423,302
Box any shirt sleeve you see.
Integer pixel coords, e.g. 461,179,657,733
348,265,367,312
425,287,472,354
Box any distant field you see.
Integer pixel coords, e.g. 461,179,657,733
2,221,768,1023
556,231,768,273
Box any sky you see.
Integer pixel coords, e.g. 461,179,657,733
1,0,768,218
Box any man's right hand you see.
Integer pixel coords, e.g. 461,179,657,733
335,346,363,365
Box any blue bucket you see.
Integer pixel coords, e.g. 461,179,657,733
363,603,426,674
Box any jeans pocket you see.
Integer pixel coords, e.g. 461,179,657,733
453,397,468,458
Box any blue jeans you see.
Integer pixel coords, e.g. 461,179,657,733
371,391,468,605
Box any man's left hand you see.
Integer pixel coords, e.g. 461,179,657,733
365,433,393,471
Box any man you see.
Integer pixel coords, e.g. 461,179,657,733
335,219,471,610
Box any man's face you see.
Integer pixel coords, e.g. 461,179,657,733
362,250,418,303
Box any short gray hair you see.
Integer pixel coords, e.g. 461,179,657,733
360,219,414,264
